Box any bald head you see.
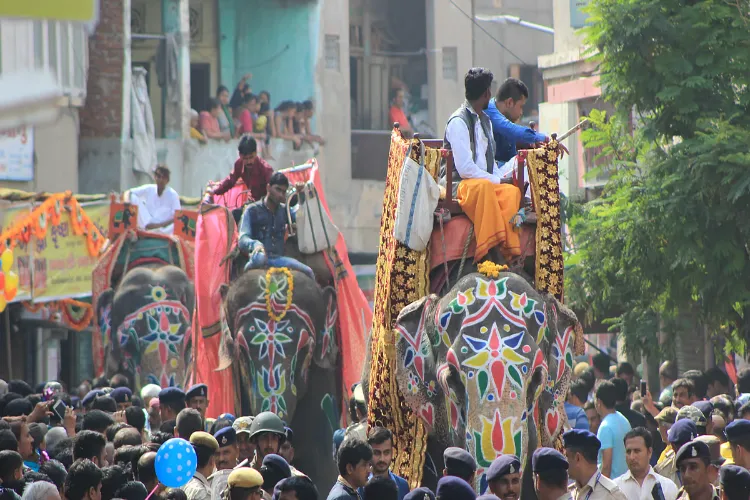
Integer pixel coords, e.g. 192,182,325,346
113,427,142,449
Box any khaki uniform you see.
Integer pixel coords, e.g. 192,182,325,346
569,472,628,500
207,469,231,500
655,451,680,488
183,471,212,500
676,485,721,499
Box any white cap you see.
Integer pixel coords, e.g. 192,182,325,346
140,384,161,400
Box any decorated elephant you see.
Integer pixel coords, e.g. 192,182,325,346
97,264,194,389
366,270,579,497
215,258,341,487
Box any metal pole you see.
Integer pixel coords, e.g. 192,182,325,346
4,309,11,379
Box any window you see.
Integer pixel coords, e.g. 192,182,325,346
442,46,457,81
25,19,88,99
325,34,340,71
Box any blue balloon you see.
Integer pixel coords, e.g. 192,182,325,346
155,438,197,488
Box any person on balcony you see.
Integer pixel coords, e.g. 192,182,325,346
123,165,181,235
237,172,314,280
440,67,522,263
388,88,412,137
208,136,273,202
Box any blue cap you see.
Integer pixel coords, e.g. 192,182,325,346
436,476,476,500
110,387,132,404
218,413,236,422
676,440,711,465
81,389,104,407
726,419,750,443
486,455,521,482
562,429,601,453
444,447,477,475
158,387,186,405
404,487,436,500
668,419,698,445
214,426,236,448
262,454,291,479
333,428,346,449
532,448,568,473
720,465,750,500
185,384,208,400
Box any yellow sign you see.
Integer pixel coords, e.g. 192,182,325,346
0,203,33,302
32,202,110,303
0,0,96,22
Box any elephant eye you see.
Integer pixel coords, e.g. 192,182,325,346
149,285,168,302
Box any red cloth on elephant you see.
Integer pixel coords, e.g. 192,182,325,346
192,204,237,418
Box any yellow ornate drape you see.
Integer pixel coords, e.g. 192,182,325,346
367,132,442,487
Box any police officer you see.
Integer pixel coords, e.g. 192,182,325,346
186,384,215,432
532,448,571,500
159,387,187,422
486,455,521,500
110,387,133,410
435,476,476,500
404,488,435,500
184,431,220,500
657,419,700,488
222,467,264,500
563,429,627,500
246,412,305,477
209,427,239,500
719,464,750,500
676,441,721,500
260,454,291,500
233,417,255,466
725,419,750,470
443,447,478,485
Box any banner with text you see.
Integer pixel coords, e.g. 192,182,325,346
32,202,110,302
0,203,33,302
0,127,34,181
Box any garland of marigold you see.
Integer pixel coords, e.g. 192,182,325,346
21,299,94,331
477,261,509,278
264,267,294,322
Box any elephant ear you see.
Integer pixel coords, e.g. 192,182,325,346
314,286,339,369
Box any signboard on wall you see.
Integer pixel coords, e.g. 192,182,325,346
0,0,96,22
0,126,34,181
570,0,592,29
32,202,110,303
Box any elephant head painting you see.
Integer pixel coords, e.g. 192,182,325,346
217,266,341,486
97,265,194,389
392,271,579,495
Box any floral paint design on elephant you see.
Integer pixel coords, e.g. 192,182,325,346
115,295,191,389
233,268,316,419
320,287,338,357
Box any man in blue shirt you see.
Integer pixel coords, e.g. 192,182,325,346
358,427,409,500
595,380,632,479
484,78,548,165
565,379,590,431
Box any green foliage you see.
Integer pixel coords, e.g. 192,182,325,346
567,0,750,356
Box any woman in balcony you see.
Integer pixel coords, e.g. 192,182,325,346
200,98,231,142
216,85,237,138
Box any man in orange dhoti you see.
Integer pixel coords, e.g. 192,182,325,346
440,67,522,262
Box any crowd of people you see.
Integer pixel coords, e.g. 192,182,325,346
189,73,325,155
2,362,750,500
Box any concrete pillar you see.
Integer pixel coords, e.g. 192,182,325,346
161,0,191,139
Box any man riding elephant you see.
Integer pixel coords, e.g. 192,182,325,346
238,171,314,280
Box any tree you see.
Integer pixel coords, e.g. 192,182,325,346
565,0,750,357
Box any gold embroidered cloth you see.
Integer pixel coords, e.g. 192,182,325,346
367,132,441,487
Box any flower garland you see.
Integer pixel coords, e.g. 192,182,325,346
22,299,94,331
477,261,509,279
0,192,104,257
264,267,294,322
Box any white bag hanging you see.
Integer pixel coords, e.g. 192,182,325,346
296,182,341,254
393,140,440,251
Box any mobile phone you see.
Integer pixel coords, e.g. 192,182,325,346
640,380,647,398
52,400,66,421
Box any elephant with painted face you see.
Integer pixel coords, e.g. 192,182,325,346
216,265,341,488
390,271,579,497
97,264,194,390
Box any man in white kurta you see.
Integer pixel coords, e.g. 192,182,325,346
124,165,181,235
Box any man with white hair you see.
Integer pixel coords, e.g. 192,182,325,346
140,384,161,437
0,380,7,398
22,480,61,500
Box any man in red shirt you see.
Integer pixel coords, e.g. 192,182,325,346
388,88,412,136
209,136,273,201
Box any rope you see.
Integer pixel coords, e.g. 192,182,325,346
456,224,474,284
